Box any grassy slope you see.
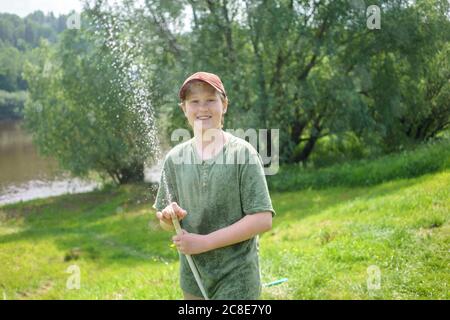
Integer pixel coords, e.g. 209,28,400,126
268,139,450,191
0,169,448,299
263,170,449,299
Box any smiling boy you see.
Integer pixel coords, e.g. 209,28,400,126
153,71,275,300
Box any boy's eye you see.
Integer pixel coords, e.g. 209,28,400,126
191,100,199,104
207,99,216,102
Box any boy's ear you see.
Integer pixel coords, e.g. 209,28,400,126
223,98,228,113
179,102,186,114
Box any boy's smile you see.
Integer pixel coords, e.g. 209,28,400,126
196,115,212,120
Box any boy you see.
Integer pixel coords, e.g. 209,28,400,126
153,71,275,300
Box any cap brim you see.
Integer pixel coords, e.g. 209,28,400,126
179,79,225,100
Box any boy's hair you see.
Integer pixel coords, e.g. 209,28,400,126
179,81,228,128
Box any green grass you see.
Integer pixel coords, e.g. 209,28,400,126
0,159,449,299
0,185,180,299
262,170,449,299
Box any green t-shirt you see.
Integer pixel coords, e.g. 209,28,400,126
153,131,275,299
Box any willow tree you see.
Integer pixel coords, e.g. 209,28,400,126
23,8,158,184
58,0,449,167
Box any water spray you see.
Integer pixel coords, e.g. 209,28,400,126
89,3,208,300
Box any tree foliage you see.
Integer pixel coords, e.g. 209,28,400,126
135,0,449,163
19,0,450,183
23,9,158,184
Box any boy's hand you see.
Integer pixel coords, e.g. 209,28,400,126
172,229,211,255
156,202,187,229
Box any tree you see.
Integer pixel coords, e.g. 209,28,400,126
20,0,450,173
23,9,159,184
340,0,450,150
178,0,450,162
0,45,25,91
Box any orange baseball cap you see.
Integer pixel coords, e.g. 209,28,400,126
179,71,227,100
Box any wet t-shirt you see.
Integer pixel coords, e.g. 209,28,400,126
153,131,275,300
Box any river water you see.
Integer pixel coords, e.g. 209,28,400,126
0,120,104,205
0,120,162,206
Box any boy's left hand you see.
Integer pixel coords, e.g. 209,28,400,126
172,230,210,255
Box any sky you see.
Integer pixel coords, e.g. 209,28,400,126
0,0,83,17
0,0,191,31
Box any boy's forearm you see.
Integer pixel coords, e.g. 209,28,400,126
205,212,272,251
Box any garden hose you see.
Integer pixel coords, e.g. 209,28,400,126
171,213,209,300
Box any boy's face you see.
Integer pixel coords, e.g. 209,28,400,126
181,81,228,133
